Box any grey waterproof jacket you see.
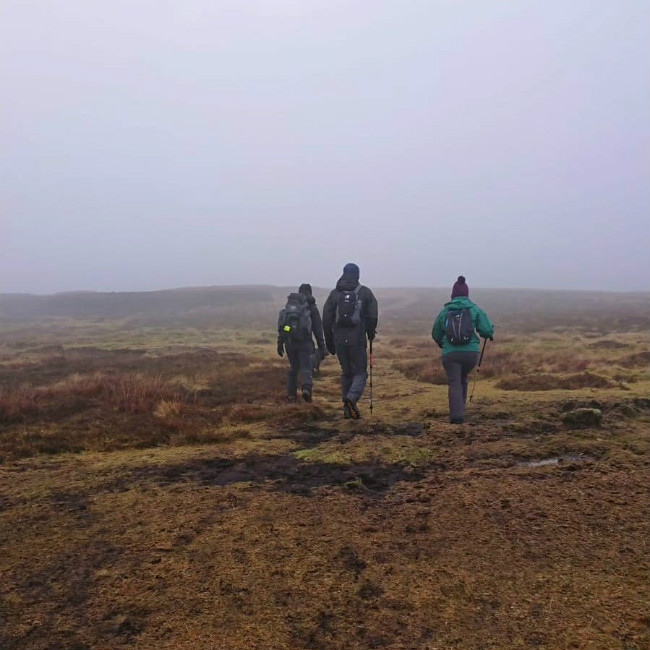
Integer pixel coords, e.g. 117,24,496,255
322,274,378,350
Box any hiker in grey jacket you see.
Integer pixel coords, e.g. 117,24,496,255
322,263,378,419
432,276,494,424
277,283,326,402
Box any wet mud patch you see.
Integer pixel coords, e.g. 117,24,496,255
516,453,594,468
49,490,92,515
388,421,429,436
121,452,425,496
263,425,340,449
264,421,430,451
340,420,429,438
467,450,599,470
336,545,367,578
97,605,151,643
500,420,560,437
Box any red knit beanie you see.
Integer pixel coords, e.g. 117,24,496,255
451,275,469,298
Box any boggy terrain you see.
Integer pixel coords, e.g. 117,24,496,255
0,288,648,650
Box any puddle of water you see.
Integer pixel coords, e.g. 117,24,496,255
524,458,560,467
518,454,588,468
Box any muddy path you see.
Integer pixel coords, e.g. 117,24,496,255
1,401,649,650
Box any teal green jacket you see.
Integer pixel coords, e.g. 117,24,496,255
432,296,494,355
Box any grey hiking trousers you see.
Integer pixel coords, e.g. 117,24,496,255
336,345,367,403
442,351,479,422
286,341,313,397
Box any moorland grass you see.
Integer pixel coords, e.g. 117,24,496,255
0,292,649,650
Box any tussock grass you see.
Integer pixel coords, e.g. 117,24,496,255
0,347,291,461
496,371,616,391
393,358,447,384
153,398,185,422
620,350,650,367
0,372,189,421
391,333,648,388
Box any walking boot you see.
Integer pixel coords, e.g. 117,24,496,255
345,398,360,419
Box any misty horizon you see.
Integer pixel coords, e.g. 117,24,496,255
2,1,648,294
2,281,649,299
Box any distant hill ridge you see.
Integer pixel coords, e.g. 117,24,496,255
0,285,648,332
0,286,277,320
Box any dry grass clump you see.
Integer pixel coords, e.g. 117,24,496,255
0,383,42,420
611,370,639,384
380,337,434,360
105,374,191,413
228,404,279,423
0,346,292,461
153,398,185,423
0,373,189,423
0,352,287,424
393,359,447,384
224,401,328,426
480,348,591,377
619,351,650,368
205,361,285,405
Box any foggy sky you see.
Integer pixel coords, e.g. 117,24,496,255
2,0,648,294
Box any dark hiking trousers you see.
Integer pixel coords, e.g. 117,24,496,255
286,341,313,397
442,351,479,422
311,342,321,374
336,345,367,403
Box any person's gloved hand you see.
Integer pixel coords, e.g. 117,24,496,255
319,347,327,361
367,329,376,341
277,342,284,357
326,341,336,356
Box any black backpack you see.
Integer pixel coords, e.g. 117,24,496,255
445,308,474,345
278,293,312,342
336,286,362,327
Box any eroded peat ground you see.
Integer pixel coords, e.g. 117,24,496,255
0,318,648,650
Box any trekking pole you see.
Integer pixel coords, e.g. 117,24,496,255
469,338,489,403
369,339,373,415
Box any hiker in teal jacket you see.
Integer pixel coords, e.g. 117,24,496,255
432,276,494,424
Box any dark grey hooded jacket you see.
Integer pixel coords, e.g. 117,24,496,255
322,273,378,350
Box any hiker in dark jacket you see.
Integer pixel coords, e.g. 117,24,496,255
322,263,378,419
432,276,494,424
277,283,326,402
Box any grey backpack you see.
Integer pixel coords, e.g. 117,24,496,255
278,293,312,342
336,286,362,327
